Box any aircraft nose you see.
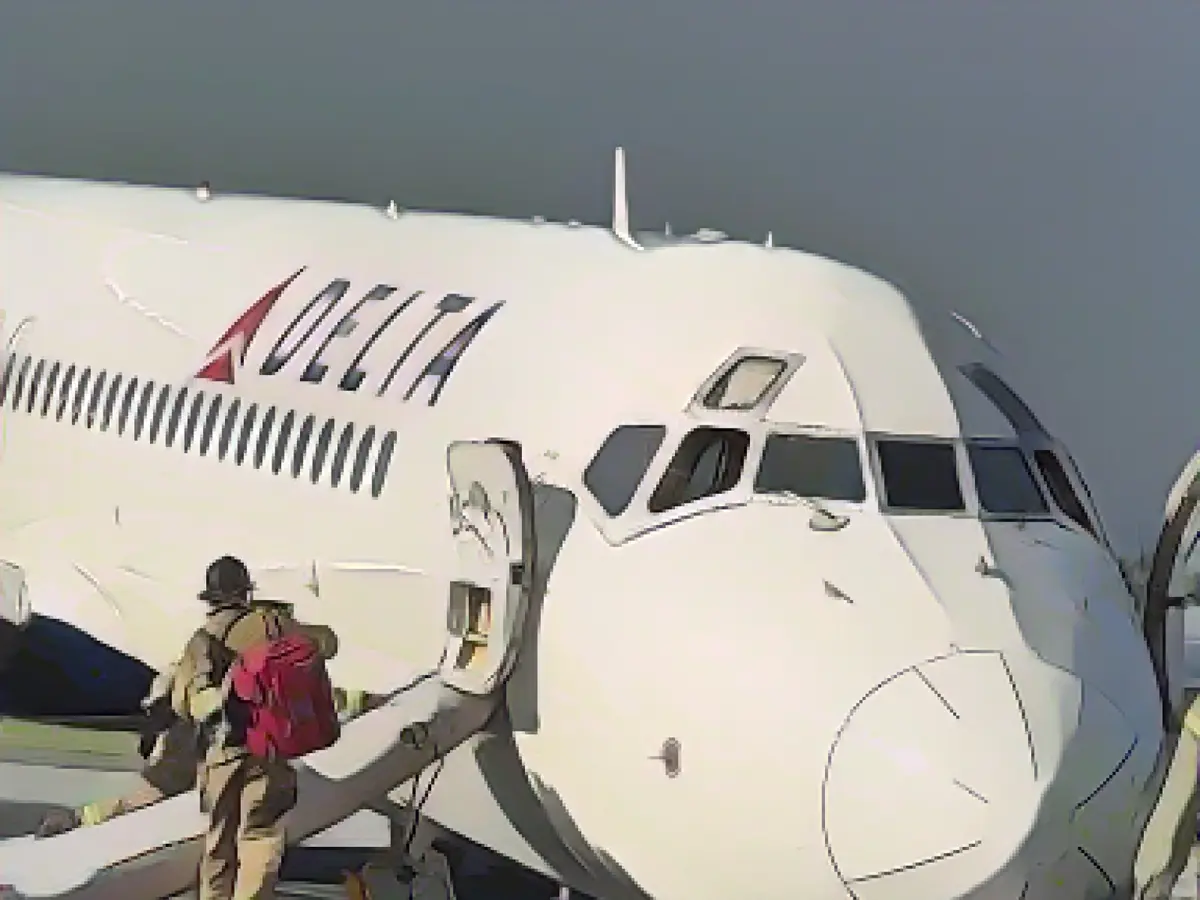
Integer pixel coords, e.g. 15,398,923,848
821,651,1141,899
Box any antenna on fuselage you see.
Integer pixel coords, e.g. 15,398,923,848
611,146,643,251
195,181,212,202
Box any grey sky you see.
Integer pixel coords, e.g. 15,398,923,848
1,0,1197,556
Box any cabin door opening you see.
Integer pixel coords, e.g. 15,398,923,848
440,439,537,696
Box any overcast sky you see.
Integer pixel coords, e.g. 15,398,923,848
1,0,1197,557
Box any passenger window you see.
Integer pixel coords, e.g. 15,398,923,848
235,403,258,465
118,378,140,435
967,444,1048,516
102,374,123,431
40,362,60,418
134,381,155,440
182,390,204,450
648,427,749,514
755,433,866,502
26,359,45,415
350,427,376,493
291,415,315,477
148,385,171,443
372,431,397,497
876,439,965,512
1033,449,1095,535
703,356,787,411
272,411,296,474
311,419,335,483
0,355,16,406
11,356,32,412
87,370,107,428
331,423,355,487
199,394,222,455
218,399,241,460
584,425,667,516
254,407,277,469
56,365,77,421
69,367,91,424
165,387,188,447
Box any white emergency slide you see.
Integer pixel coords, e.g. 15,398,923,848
0,439,537,900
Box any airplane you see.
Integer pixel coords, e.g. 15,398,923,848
0,147,1195,899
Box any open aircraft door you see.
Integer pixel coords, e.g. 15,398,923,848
1144,451,1200,724
440,439,537,697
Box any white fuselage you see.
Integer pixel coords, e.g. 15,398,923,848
0,174,1171,899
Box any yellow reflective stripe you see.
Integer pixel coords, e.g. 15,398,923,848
333,688,367,717
79,803,105,826
1184,707,1200,737
192,686,224,721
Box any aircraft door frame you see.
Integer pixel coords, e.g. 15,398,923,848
1145,451,1200,724
440,438,537,696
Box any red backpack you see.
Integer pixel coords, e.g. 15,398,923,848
221,617,341,761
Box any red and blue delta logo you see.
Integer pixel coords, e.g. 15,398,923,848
196,269,502,406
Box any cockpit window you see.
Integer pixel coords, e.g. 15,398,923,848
702,357,786,411
584,425,666,516
1033,449,1095,535
967,443,1048,516
876,439,965,512
755,433,865,502
648,427,749,514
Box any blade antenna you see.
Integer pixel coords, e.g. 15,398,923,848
611,146,643,251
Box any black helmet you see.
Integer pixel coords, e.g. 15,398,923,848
199,555,254,604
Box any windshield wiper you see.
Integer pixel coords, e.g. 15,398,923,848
765,491,850,532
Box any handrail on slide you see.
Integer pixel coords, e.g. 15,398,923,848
0,671,500,899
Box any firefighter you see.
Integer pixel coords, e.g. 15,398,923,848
174,555,353,900
33,668,380,838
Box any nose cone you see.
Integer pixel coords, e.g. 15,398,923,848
823,651,1151,899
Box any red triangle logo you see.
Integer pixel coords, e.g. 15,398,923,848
197,268,305,383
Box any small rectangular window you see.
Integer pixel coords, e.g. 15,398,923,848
199,394,223,455
235,403,259,465
350,427,376,493
967,444,1048,516
56,365,77,421
25,358,46,415
87,371,108,428
70,367,92,425
165,387,188,447
648,427,749,514
40,362,61,418
134,381,155,440
11,357,32,413
703,356,787,411
311,419,335,483
584,425,666,516
272,411,296,474
118,378,140,434
755,433,865,502
0,355,17,407
102,374,123,430
876,439,964,512
254,407,277,469
291,415,315,477
331,423,355,487
148,385,172,443
371,431,398,498
182,391,205,450
218,399,241,460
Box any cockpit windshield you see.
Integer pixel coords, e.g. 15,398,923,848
754,433,866,502
967,442,1049,517
875,439,965,512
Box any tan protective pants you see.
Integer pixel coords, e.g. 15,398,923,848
1134,698,1200,899
197,754,298,900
